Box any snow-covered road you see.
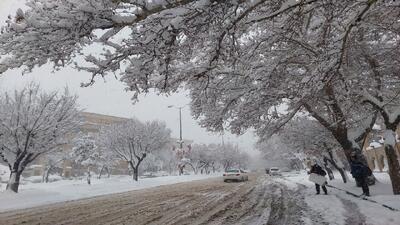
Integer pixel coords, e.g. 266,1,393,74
0,173,399,225
0,173,221,212
0,173,331,225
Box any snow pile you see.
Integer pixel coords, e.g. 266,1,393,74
0,173,220,212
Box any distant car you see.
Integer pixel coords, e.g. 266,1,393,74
223,169,248,182
269,167,280,176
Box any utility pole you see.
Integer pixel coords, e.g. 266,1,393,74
179,107,183,149
168,105,185,149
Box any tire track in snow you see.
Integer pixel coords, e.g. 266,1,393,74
337,197,366,225
0,174,333,225
270,177,330,225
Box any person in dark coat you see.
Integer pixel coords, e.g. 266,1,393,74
309,160,328,195
350,153,371,196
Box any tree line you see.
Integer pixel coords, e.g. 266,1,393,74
0,84,249,192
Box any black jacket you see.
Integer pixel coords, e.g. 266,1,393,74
350,161,372,178
310,164,327,176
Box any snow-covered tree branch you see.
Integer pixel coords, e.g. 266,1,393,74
1,0,400,193
0,83,80,192
98,119,171,181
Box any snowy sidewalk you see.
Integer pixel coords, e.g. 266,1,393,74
282,171,400,225
0,174,220,212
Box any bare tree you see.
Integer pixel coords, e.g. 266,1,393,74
99,119,171,181
217,143,249,171
0,84,80,192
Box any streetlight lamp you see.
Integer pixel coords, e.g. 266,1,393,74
168,105,185,149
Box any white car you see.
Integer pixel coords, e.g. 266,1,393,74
269,167,280,176
223,169,248,182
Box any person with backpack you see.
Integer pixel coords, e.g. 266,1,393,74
350,153,372,196
309,160,328,195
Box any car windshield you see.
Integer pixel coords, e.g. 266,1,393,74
226,170,240,173
270,168,279,171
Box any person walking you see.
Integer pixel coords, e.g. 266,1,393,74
309,160,328,195
350,153,371,196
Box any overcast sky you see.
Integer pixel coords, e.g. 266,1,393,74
0,0,259,155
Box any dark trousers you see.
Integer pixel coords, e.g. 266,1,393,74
356,177,370,196
315,183,327,194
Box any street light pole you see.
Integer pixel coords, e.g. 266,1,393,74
168,105,185,149
179,107,183,149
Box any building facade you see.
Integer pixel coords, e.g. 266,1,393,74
362,126,400,172
29,112,129,177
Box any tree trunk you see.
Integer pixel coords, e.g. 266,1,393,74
7,171,22,193
129,161,139,181
178,164,184,175
326,167,334,180
133,168,138,181
224,162,230,172
98,165,105,179
187,163,197,174
87,168,91,185
326,152,347,183
42,166,52,183
107,167,111,178
384,129,400,195
384,144,400,194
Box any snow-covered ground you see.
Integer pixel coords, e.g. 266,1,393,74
0,173,220,212
1,169,399,225
283,171,400,225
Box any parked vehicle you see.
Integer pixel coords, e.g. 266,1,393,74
223,169,248,182
269,167,280,176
